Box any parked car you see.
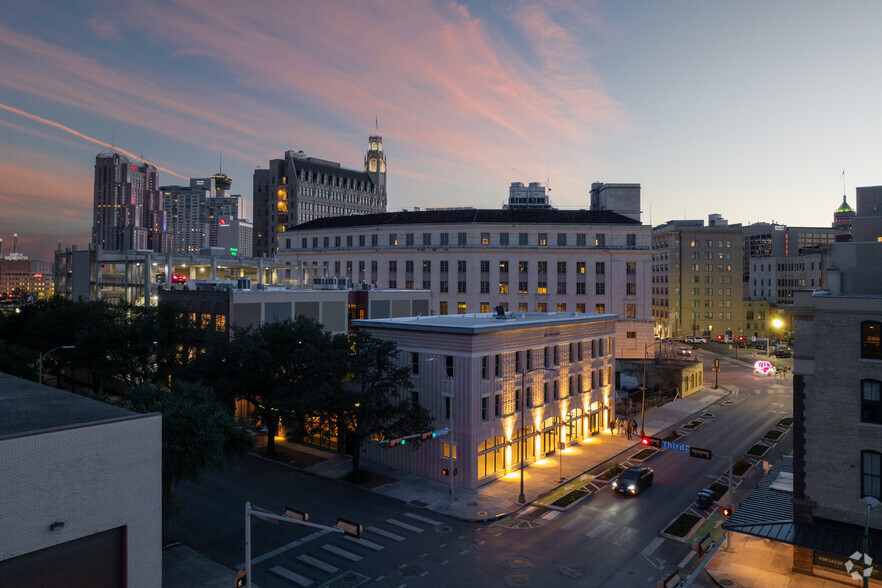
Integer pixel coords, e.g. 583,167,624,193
611,466,654,496
693,336,707,344
774,347,792,358
677,346,692,357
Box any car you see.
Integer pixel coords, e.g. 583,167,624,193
611,466,654,496
774,347,792,358
693,336,707,344
677,346,692,357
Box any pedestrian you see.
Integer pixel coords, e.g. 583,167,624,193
626,420,632,440
619,418,626,436
632,418,638,436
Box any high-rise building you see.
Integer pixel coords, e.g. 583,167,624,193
651,216,745,339
833,194,856,236
252,136,388,259
92,152,171,252
160,175,242,254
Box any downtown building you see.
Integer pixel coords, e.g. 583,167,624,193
92,151,172,253
651,215,746,340
252,136,388,258
276,205,654,359
353,312,617,490
159,174,252,256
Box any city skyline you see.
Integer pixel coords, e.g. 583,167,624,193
2,0,882,261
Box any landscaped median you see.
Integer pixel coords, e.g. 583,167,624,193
534,472,595,511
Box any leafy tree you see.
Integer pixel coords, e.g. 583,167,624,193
109,381,252,539
228,316,343,456
332,331,433,480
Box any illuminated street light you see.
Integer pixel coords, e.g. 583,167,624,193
768,317,784,358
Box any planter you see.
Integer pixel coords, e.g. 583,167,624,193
663,431,683,443
661,513,704,543
746,443,770,458
681,419,704,431
777,417,794,428
547,489,590,511
630,448,658,462
733,458,757,480
596,464,625,482
763,429,783,442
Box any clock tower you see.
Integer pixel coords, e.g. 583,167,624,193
364,135,386,204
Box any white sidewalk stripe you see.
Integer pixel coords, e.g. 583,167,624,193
241,529,331,567
297,554,338,573
321,544,362,561
586,520,614,538
403,512,443,526
366,525,405,541
270,565,313,586
385,518,424,533
612,527,638,546
541,510,561,520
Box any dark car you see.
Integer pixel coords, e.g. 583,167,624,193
774,347,792,358
611,466,654,496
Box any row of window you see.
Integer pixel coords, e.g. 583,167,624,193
432,301,633,316
385,279,628,296
291,231,639,250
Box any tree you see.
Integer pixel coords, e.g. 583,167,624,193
228,316,343,456
331,332,432,480
109,382,252,539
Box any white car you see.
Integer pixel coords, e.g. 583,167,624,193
693,336,707,343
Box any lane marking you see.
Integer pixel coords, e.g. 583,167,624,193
297,554,338,573
386,518,424,533
343,535,384,551
404,512,443,525
366,526,405,541
612,527,639,546
240,529,331,567
321,544,362,561
586,520,614,538
270,565,313,586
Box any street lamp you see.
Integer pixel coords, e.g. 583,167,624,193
427,357,455,508
519,366,558,504
641,342,655,437
38,345,75,385
767,317,784,358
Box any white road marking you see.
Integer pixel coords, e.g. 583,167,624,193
270,566,313,586
386,518,424,533
321,544,362,561
612,527,639,546
367,525,405,541
297,554,338,573
641,536,665,558
343,535,384,551
541,510,561,520
586,520,614,538
241,529,331,567
404,512,443,525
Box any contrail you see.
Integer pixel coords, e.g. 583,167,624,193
0,102,189,180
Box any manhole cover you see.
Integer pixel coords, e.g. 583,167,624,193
504,576,530,586
507,557,532,568
718,580,735,587
477,511,488,517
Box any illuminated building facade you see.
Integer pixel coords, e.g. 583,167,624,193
651,216,745,339
252,136,388,258
833,195,856,236
160,176,243,254
353,312,617,490
276,208,653,359
92,152,172,253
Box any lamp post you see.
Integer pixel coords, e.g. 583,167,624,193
861,496,880,588
427,357,455,508
767,317,783,358
519,366,558,504
641,342,655,437
38,345,75,385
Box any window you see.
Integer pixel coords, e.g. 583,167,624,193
499,261,509,273
595,282,605,295
458,232,467,245
557,302,566,312
499,233,509,245
495,394,501,417
481,397,488,421
481,260,490,273
553,345,559,365
595,234,605,247
576,283,586,295
495,354,501,377
526,349,533,371
458,281,467,293
539,233,548,246
557,282,566,295
445,355,453,378
440,281,448,293
359,235,365,246
440,233,449,246
553,380,560,400
577,234,586,246
519,281,528,294
457,301,466,314
439,301,448,315
481,232,490,245
457,261,467,273
405,233,414,246
557,261,567,274
388,280,397,288
537,282,547,294
863,451,882,499
423,260,431,272
482,356,488,379
626,234,636,247
626,332,636,339
519,233,528,246
863,380,882,424
576,262,585,274
411,352,419,374
481,281,490,293
862,321,882,359
405,260,414,273
543,382,549,403
596,262,605,274
557,233,567,246
626,262,636,275
595,303,605,313
499,282,509,294
445,396,451,420
372,234,379,246
440,260,448,273
626,283,636,295
423,233,431,246
389,234,397,246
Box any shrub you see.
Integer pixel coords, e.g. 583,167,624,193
763,429,782,440
664,513,701,537
778,417,794,427
663,431,682,442
746,444,769,457
597,464,625,481
631,448,658,461
551,489,589,508
733,459,752,477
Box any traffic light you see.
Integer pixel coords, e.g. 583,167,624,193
441,468,458,476
717,334,723,340
722,505,735,517
386,437,404,447
738,336,744,341
421,431,436,440
690,446,713,460
641,436,661,447
236,570,247,587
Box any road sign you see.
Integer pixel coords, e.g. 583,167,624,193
661,440,689,453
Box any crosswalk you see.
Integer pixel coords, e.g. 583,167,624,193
257,512,445,586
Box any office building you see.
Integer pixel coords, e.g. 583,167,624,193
252,136,388,258
353,312,617,490
742,222,836,284
92,151,171,253
160,174,244,254
505,182,551,209
651,216,744,339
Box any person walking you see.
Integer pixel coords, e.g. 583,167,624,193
632,418,639,437
626,420,632,440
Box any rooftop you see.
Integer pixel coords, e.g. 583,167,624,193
291,208,641,231
352,311,618,335
0,373,139,438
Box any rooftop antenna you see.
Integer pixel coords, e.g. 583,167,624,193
375,116,378,132
842,168,846,197
219,151,223,173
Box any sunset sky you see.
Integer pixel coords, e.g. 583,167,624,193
2,1,882,261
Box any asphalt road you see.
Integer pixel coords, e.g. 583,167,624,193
168,344,793,587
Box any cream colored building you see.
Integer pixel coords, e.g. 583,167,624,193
354,312,617,491
277,208,652,359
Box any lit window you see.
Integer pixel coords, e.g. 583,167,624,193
862,321,882,359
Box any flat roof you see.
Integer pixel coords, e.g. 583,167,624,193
352,311,618,335
0,373,139,438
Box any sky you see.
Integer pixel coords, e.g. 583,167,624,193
2,0,882,261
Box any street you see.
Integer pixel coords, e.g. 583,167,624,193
166,343,793,587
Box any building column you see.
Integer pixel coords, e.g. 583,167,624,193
792,546,813,575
